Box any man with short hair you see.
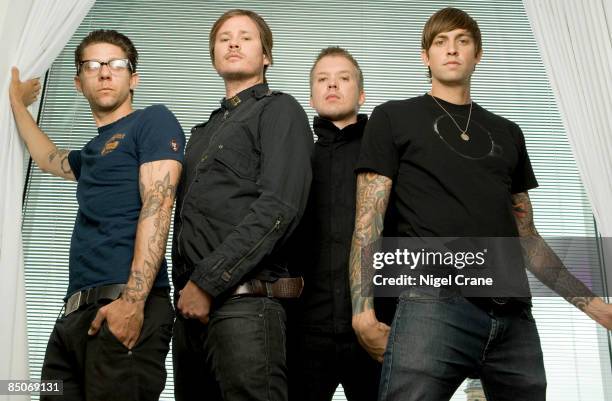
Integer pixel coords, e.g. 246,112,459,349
287,46,390,401
349,7,612,401
9,29,184,400
171,9,312,401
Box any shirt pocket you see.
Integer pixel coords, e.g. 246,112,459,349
214,144,259,182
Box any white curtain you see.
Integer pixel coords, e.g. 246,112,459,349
522,0,612,237
0,0,94,395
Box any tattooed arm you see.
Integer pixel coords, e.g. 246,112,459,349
512,192,612,329
89,160,182,348
124,160,182,302
9,67,75,181
350,172,393,362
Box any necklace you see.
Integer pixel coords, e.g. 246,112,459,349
429,93,472,141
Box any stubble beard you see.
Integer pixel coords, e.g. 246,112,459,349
88,90,131,115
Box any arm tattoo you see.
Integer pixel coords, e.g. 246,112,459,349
512,192,595,311
123,165,177,303
48,148,72,175
349,172,392,315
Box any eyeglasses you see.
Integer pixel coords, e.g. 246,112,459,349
77,58,133,76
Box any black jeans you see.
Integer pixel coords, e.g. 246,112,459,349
287,330,381,401
40,289,174,401
173,296,287,401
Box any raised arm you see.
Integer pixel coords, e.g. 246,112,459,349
9,67,75,181
350,171,393,361
89,159,182,348
512,191,612,329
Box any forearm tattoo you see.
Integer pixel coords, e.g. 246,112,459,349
123,169,177,303
512,192,595,311
349,173,392,315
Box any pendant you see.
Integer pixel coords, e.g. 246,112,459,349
460,132,470,141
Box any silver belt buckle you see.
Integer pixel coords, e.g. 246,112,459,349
65,291,83,316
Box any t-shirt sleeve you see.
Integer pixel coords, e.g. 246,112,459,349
510,122,538,194
136,104,186,165
68,150,82,180
355,104,399,179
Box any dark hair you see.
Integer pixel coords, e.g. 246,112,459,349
421,8,482,78
75,29,138,74
310,46,364,91
209,9,273,76
74,29,138,99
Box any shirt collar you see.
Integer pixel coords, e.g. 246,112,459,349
220,82,270,110
313,113,368,143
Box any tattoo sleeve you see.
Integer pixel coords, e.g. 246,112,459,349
349,172,392,315
512,192,596,311
122,160,181,303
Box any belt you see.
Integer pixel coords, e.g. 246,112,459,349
64,284,125,317
468,297,528,315
231,277,304,299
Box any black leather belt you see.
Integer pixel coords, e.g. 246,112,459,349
64,284,125,317
230,277,304,299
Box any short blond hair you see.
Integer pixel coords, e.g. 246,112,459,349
310,46,364,91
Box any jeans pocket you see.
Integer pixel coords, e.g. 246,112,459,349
100,321,130,351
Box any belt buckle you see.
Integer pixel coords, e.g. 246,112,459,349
65,291,82,316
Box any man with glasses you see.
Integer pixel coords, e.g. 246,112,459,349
9,29,184,400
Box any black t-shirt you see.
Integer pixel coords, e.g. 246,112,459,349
357,94,538,238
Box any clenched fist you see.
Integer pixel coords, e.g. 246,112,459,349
9,67,41,108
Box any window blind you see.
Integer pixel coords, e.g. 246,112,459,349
23,1,611,400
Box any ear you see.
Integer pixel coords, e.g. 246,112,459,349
421,48,430,67
263,53,270,66
74,75,83,93
130,72,140,91
358,89,365,107
475,48,483,65
309,95,314,109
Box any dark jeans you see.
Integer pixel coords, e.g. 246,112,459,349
173,296,287,401
40,289,174,401
379,288,547,401
287,330,381,401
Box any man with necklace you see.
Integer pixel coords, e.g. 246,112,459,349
349,7,612,401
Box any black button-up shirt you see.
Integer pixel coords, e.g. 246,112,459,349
172,83,313,297
293,115,368,334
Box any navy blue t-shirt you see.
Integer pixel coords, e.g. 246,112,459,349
66,104,185,298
